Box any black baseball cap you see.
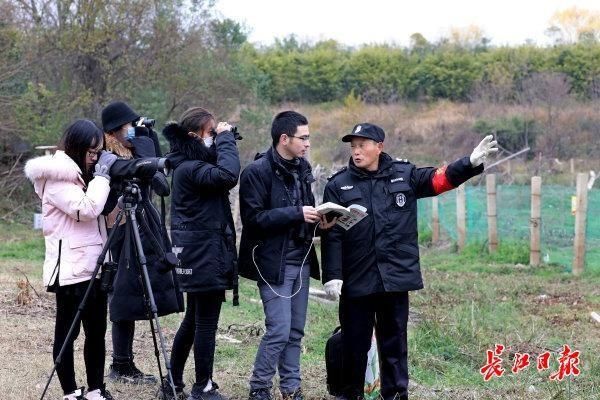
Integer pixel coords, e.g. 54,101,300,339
341,123,385,143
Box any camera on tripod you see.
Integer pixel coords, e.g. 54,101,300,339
120,179,144,204
110,157,171,180
100,176,178,294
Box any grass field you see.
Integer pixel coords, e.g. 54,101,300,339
0,223,598,399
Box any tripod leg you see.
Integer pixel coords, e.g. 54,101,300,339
40,212,124,400
128,209,178,399
128,218,166,384
146,317,169,395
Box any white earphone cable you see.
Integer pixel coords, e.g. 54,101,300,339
252,223,319,299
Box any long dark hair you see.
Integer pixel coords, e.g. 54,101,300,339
163,107,216,162
58,119,104,183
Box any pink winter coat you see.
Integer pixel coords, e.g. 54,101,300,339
24,150,111,287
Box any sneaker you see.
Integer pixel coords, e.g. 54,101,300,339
160,378,188,400
281,388,304,400
63,387,84,400
108,360,157,384
248,388,272,400
85,384,114,400
189,381,228,400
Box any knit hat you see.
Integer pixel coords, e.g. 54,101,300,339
101,101,140,132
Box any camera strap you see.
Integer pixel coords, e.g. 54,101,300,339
46,240,61,292
160,196,167,237
123,217,131,269
107,238,113,263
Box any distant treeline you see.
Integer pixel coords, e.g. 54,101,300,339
248,39,600,103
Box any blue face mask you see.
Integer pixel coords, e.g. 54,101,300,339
202,136,214,148
126,126,135,140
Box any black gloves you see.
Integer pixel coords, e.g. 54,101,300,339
133,126,150,137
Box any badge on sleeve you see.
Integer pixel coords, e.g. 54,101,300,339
395,193,406,208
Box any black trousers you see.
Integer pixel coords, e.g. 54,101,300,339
339,291,409,400
54,280,107,394
170,291,224,391
111,320,135,362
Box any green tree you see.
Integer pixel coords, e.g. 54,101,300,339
406,52,483,101
345,46,408,102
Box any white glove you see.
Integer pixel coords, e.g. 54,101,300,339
470,135,498,167
324,279,343,300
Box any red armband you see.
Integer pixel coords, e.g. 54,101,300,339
432,166,455,194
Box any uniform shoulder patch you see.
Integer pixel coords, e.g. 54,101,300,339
327,166,347,180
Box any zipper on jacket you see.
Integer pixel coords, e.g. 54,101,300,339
369,177,385,290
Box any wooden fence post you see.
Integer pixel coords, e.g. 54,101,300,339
456,184,466,251
570,158,575,174
431,197,439,244
573,173,589,276
530,177,542,266
486,174,498,252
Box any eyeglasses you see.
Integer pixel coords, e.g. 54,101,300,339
289,135,310,142
87,148,102,158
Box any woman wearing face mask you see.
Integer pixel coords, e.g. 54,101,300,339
100,101,183,386
25,120,117,400
161,107,241,400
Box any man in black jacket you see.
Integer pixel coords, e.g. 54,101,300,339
239,111,333,400
321,123,497,400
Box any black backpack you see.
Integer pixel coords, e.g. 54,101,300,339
325,326,344,396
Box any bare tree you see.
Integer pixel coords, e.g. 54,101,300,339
9,0,221,118
518,72,572,125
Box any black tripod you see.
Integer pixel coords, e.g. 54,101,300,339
40,181,177,399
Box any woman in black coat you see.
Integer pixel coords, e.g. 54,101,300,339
162,107,240,400
100,101,183,385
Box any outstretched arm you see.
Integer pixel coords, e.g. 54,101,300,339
412,135,498,198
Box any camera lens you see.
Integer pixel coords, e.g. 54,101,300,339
157,157,171,176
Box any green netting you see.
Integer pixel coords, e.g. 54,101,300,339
417,184,600,273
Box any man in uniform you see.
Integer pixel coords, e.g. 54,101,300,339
321,123,497,400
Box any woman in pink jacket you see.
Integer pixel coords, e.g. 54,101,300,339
25,119,118,400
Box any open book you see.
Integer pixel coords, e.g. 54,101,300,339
316,202,368,230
